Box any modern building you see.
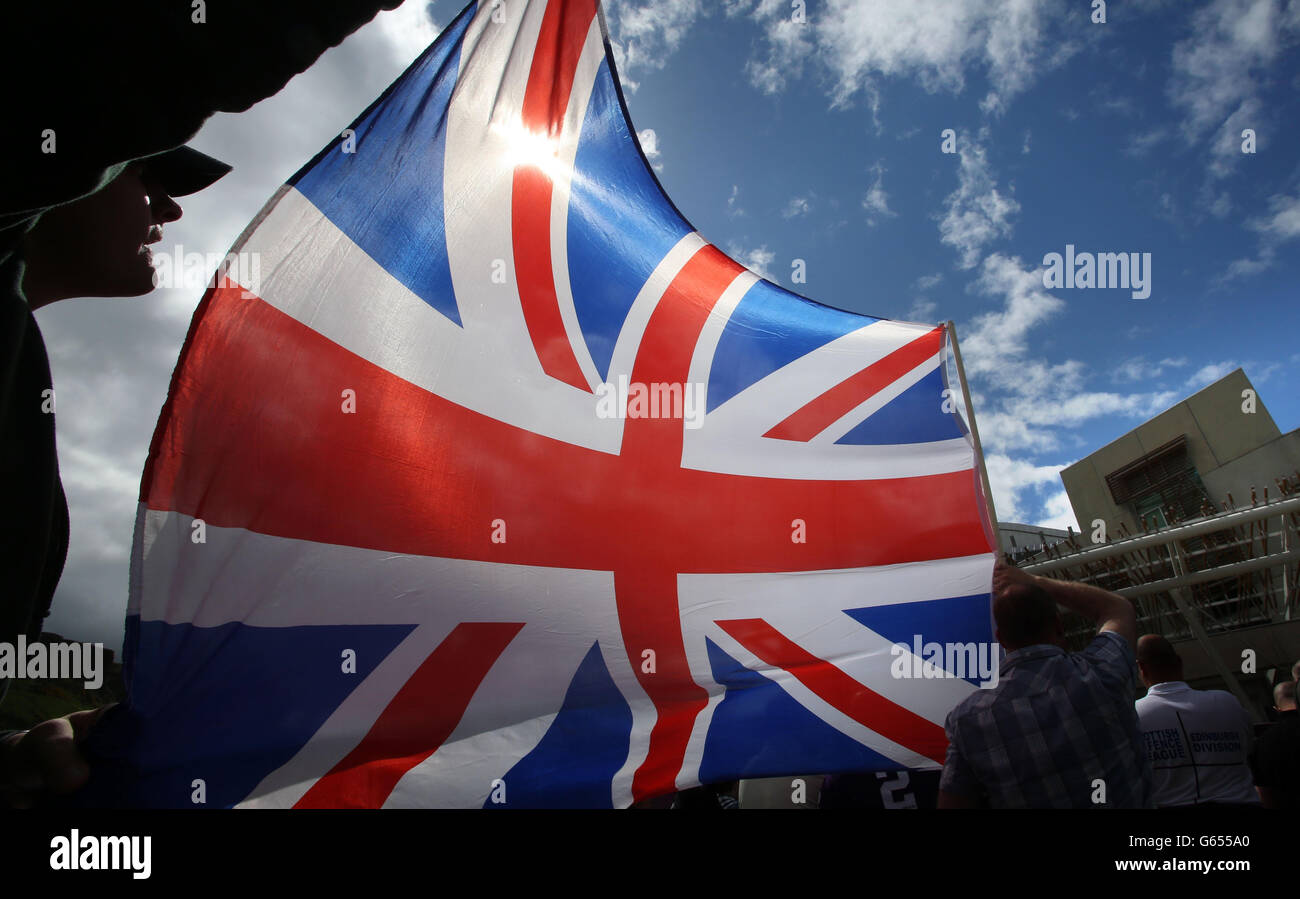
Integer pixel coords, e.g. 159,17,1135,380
998,522,1069,563
1060,369,1300,539
1020,369,1300,721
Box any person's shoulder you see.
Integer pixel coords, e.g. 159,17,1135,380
1078,630,1134,668
1134,691,1163,713
945,682,1003,726
1073,631,1140,700
1081,629,1129,654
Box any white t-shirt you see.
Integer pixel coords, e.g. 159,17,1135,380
1135,681,1259,806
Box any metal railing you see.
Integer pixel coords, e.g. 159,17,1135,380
1020,494,1300,638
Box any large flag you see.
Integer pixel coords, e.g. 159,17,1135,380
82,0,997,808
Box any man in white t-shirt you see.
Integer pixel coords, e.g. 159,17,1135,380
1134,634,1259,807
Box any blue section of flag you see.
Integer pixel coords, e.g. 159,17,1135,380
567,59,692,381
844,594,995,686
289,4,475,326
75,616,414,808
488,641,632,808
835,365,967,445
707,280,875,412
699,639,901,780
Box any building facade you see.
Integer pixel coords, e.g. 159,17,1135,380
1062,369,1300,539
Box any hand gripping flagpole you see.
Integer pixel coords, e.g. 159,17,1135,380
945,320,999,539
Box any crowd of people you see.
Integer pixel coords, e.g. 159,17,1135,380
935,559,1298,809
689,561,1298,810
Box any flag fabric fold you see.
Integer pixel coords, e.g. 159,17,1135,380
82,0,996,808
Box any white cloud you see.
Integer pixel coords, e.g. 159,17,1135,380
782,194,813,218
637,128,660,159
1188,361,1240,389
905,298,938,323
1250,189,1300,240
1168,0,1298,139
744,0,1072,114
372,1,440,67
1253,361,1284,383
1037,489,1080,532
1124,127,1169,157
606,38,639,93
979,382,1180,453
937,138,1019,268
961,253,1061,376
636,128,664,171
1204,187,1233,218
862,163,896,225
1218,188,1300,282
1221,255,1271,281
726,183,745,218
1187,357,1286,391
958,254,1179,456
59,445,140,560
1207,97,1264,180
915,272,944,291
978,412,1065,454
1166,0,1300,193
727,242,777,280
1095,93,1137,117
604,0,705,83
745,13,817,95
984,453,1068,524
954,255,1189,522
1112,356,1188,383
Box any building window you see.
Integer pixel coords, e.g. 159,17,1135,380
1105,435,1210,526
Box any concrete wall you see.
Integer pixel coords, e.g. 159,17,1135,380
1063,370,1284,536
1200,429,1300,506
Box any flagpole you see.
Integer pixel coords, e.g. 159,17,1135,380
945,320,999,535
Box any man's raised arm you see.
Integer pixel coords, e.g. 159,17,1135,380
995,558,1136,651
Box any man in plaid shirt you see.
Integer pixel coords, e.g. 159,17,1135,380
938,559,1153,808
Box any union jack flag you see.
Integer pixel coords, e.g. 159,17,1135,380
82,0,997,808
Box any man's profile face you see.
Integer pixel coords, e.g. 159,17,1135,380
23,162,182,306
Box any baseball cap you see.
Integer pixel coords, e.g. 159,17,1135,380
139,146,232,197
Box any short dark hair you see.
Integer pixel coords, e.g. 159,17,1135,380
1136,634,1183,677
993,581,1058,648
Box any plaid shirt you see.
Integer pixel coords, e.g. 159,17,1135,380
940,631,1153,808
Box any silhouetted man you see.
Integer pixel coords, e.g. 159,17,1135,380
1249,680,1299,808
0,147,231,809
0,1,402,807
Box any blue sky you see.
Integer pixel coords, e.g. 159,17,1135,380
573,0,1300,529
36,0,1300,648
